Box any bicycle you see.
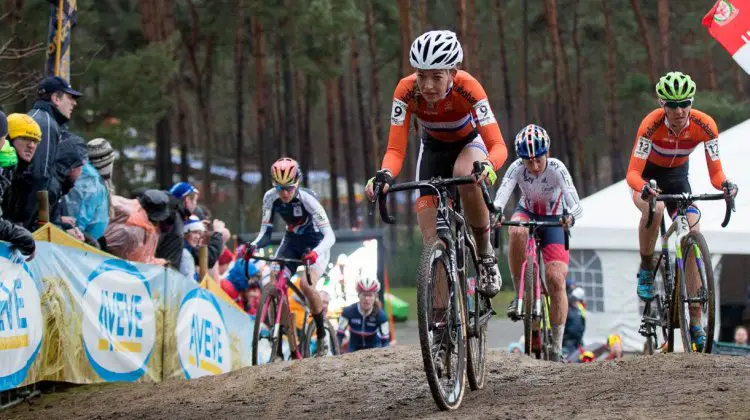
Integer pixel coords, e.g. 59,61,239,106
371,162,496,411
638,179,735,354
250,254,340,365
494,210,570,360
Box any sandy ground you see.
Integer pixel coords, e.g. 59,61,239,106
5,344,749,420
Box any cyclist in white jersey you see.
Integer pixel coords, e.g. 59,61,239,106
493,124,582,361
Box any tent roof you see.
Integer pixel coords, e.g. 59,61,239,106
573,118,750,254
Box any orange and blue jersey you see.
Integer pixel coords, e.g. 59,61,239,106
626,108,727,192
381,70,507,177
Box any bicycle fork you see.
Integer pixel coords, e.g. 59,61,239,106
516,238,542,319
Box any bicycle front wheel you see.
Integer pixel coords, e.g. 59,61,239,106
676,232,715,353
417,239,467,411
252,285,283,365
523,254,534,357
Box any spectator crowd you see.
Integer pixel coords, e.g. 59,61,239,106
0,75,236,286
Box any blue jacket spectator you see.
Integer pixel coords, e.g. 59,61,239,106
64,162,109,239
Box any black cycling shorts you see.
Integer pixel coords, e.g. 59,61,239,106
416,132,487,197
641,161,695,217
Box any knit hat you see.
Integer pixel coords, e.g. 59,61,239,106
169,182,199,200
184,215,205,233
87,138,115,177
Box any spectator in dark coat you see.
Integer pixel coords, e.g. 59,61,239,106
563,286,586,356
27,76,82,187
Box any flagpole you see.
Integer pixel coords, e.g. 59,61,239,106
54,0,63,76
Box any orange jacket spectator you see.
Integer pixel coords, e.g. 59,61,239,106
102,190,170,265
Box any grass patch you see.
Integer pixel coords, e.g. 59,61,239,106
390,287,515,322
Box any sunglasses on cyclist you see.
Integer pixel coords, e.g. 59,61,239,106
663,99,693,109
274,184,296,192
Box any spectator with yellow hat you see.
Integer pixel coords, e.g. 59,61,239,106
0,112,37,260
1,114,42,229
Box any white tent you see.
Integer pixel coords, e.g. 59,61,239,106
571,118,750,352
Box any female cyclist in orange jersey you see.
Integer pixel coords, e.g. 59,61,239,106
365,30,508,296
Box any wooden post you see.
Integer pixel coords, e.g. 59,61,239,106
37,191,50,226
199,246,208,280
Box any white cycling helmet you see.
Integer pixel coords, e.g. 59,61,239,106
356,275,381,294
409,30,463,70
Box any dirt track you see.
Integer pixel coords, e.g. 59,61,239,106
5,345,749,419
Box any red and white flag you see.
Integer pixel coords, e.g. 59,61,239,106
703,0,750,74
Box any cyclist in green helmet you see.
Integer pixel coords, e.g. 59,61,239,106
625,71,738,351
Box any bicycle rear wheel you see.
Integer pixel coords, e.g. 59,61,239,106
464,246,487,391
252,285,284,365
523,255,534,357
417,239,467,411
676,232,715,353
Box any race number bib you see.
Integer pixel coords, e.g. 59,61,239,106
705,139,720,161
473,99,496,127
391,99,407,126
634,137,652,159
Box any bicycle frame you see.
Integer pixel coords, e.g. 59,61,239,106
500,220,569,325
641,179,735,352
372,173,497,337
252,255,313,360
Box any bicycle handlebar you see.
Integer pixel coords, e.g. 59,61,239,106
371,163,498,225
244,253,313,286
645,178,735,228
497,208,571,251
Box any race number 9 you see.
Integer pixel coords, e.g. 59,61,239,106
391,99,407,126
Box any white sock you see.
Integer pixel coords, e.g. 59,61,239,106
551,325,564,353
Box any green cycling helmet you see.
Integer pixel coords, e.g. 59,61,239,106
655,71,696,100
0,141,17,168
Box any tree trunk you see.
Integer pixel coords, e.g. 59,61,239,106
418,0,428,32
495,0,513,131
705,44,717,91
352,37,374,227
467,0,479,78
139,0,175,189
629,0,658,82
326,78,340,229
252,17,269,191
457,0,468,71
603,0,622,183
365,0,383,166
279,4,296,160
182,1,217,210
399,0,415,239
176,81,189,181
273,47,285,156
521,0,529,125
544,0,584,196
197,38,216,214
234,0,247,232
296,72,310,172
338,74,357,229
657,0,670,72
572,0,583,123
